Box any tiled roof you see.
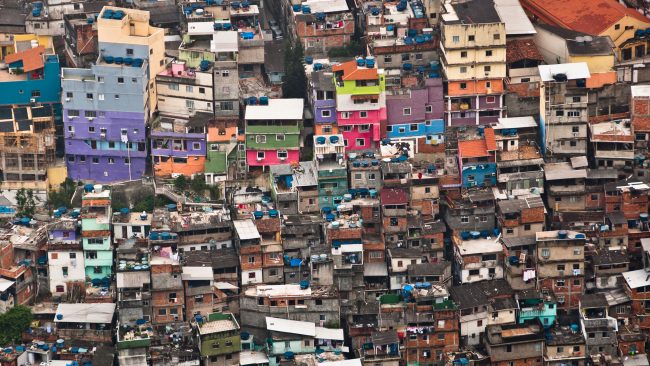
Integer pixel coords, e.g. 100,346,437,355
332,60,378,81
254,217,282,233
5,46,45,72
506,39,543,64
484,127,496,151
521,0,650,36
506,82,540,98
380,188,408,205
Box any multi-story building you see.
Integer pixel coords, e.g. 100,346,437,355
234,219,263,287
440,0,506,126
538,63,590,161
385,78,445,152
452,232,503,284
205,120,245,184
182,266,215,317
536,230,586,310
310,70,337,136
54,303,116,343
269,161,319,215
0,42,59,197
484,323,544,366
443,190,496,235
194,313,241,366
179,23,240,120
112,209,151,243
81,185,112,283
502,237,537,290
314,134,348,208
47,219,84,297
25,0,105,37
255,215,284,285
288,0,355,57
457,128,497,188
150,113,208,178
380,188,409,244
449,279,513,347
62,7,164,182
543,325,586,366
63,12,100,68
244,99,303,170
492,117,544,196
579,294,619,358
545,162,588,215
332,60,386,150
115,239,151,323
150,253,185,325
496,196,545,239
156,61,214,120
589,120,634,179
239,284,340,340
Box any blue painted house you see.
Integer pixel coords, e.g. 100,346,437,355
458,127,497,188
517,291,557,328
1,46,61,106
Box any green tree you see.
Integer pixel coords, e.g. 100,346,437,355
173,175,188,192
110,190,129,212
0,305,33,344
283,39,307,99
132,187,155,213
190,174,208,195
15,189,35,217
47,178,76,209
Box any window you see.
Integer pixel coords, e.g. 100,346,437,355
410,124,418,132
108,158,115,164
460,82,467,89
486,81,491,88
186,85,193,93
186,100,194,109
567,111,580,117
322,125,332,133
321,110,331,118
615,24,620,30
212,343,220,349
572,126,580,133
541,248,550,257
460,66,467,73
69,253,76,259
276,134,285,141
461,216,469,223
56,285,64,293
426,105,433,113
468,35,475,42
62,267,69,276
359,124,370,132
158,309,167,316
506,345,512,352
92,157,99,164
31,90,40,98
556,279,565,287
477,320,483,327
118,77,124,84
86,93,93,100
524,224,531,231
115,94,120,99
256,135,267,143
277,150,288,159
93,266,102,274
452,36,460,43
97,76,104,83
401,54,410,61
460,51,467,58
359,111,368,118
340,112,350,119
484,66,491,72
356,138,365,147
493,33,501,40
486,50,492,57
384,55,392,63
368,173,376,180
85,110,97,119
126,48,134,56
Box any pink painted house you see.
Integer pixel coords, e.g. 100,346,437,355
244,98,304,170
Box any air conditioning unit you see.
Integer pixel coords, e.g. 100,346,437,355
256,157,263,161
573,132,579,137
88,117,95,121
100,132,106,139
69,132,75,137
68,115,76,119
65,98,71,102
30,98,36,103
173,315,179,321
280,157,286,161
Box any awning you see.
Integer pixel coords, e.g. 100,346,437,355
364,262,388,277
351,94,379,100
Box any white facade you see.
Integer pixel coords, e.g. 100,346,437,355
178,239,232,252
242,269,263,286
156,71,214,119
48,250,85,294
459,311,487,346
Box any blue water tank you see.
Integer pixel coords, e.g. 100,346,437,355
103,56,114,64
56,314,63,320
200,60,210,71
305,56,313,65
369,189,378,198
223,23,232,30
260,96,269,105
575,233,586,239
241,332,250,340
269,209,279,218
149,232,159,240
356,58,366,67
292,4,301,11
314,63,323,70
120,207,129,215
248,96,258,105
124,57,133,65
316,136,326,144
330,135,339,143
166,203,177,212
132,58,143,67
253,211,264,219
161,232,171,240
114,57,124,64
326,213,336,222
371,7,380,15
641,213,649,222
302,5,311,13
558,230,568,239
366,58,375,68
84,183,94,192
403,63,413,70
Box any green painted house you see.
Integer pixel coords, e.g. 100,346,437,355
196,313,241,363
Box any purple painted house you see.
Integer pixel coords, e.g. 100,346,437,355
386,78,445,147
446,94,504,126
309,70,337,133
151,113,208,178
62,62,149,183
